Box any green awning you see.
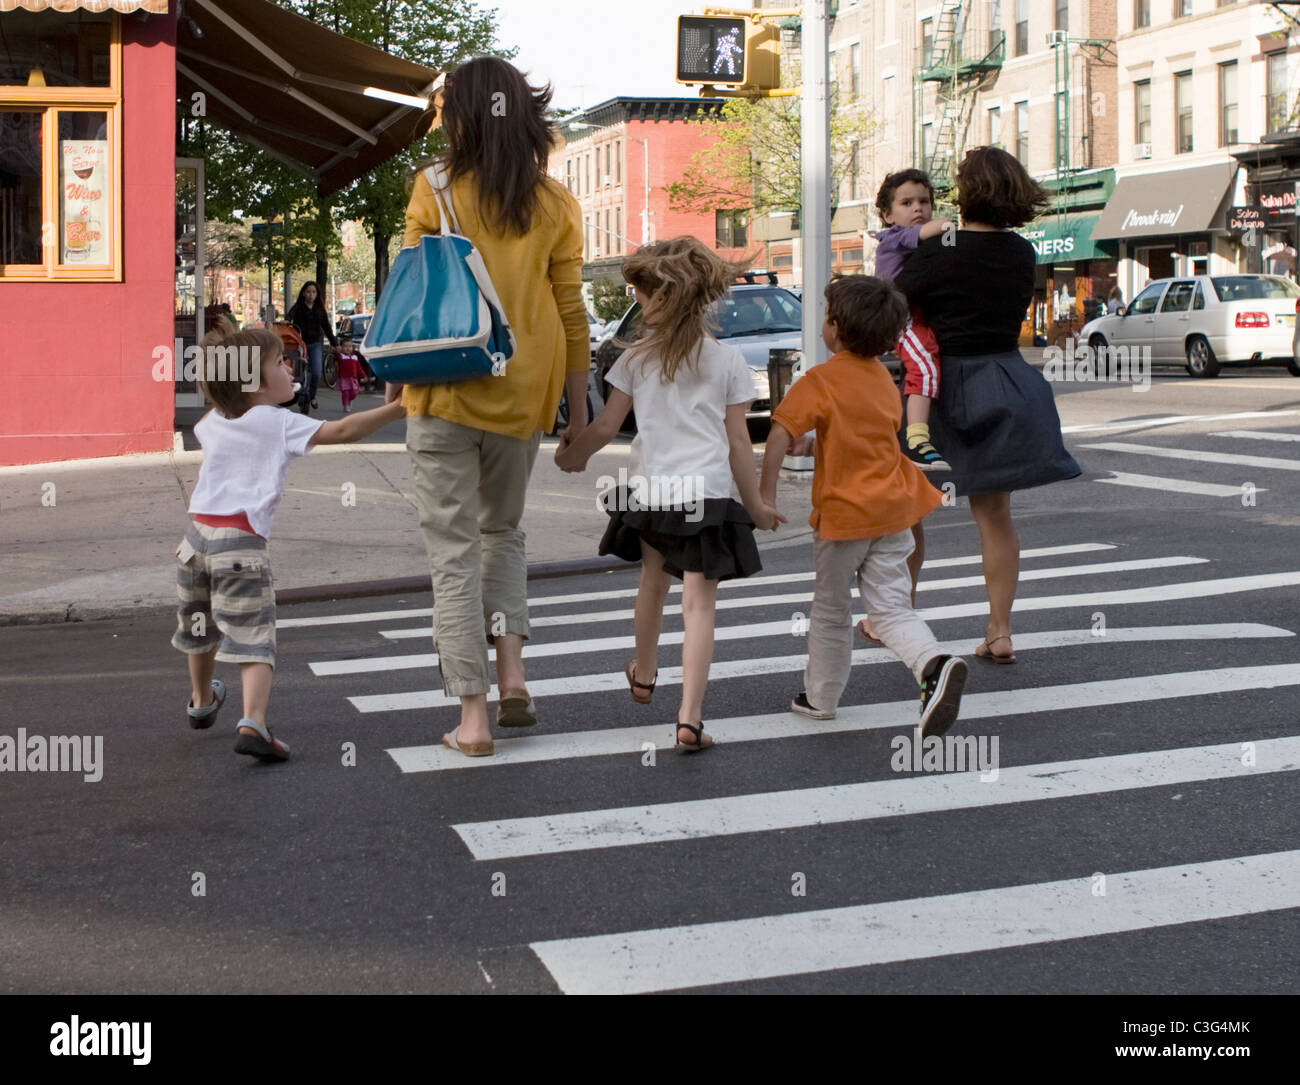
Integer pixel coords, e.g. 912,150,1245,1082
1015,212,1112,264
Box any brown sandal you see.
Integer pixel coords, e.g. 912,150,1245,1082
674,721,713,754
626,659,656,704
975,634,1016,664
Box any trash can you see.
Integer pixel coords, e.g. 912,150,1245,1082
767,348,801,411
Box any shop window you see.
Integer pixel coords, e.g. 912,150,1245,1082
0,11,120,281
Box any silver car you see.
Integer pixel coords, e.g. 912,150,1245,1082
1079,274,1300,379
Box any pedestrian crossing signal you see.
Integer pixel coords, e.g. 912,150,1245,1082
676,15,779,90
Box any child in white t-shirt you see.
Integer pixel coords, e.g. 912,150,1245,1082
555,237,783,752
173,322,405,762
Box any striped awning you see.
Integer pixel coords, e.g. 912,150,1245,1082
0,1,169,12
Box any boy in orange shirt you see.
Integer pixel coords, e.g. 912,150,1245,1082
760,275,967,737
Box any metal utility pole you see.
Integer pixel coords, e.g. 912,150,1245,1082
800,0,831,369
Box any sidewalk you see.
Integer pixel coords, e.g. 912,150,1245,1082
0,387,814,626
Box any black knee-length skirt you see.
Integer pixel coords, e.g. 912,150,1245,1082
598,488,762,581
930,349,1082,497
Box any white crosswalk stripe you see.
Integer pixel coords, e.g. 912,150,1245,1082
288,530,1300,992
531,851,1300,994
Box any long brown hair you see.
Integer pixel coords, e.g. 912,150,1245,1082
440,57,555,236
620,237,749,382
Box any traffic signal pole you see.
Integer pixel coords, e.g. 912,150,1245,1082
801,0,831,371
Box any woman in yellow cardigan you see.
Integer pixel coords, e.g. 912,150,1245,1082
387,57,589,757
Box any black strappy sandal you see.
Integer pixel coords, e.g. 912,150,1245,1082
674,721,713,754
626,659,657,704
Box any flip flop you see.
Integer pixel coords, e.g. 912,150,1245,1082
233,717,291,761
187,677,226,730
975,635,1016,664
442,727,494,757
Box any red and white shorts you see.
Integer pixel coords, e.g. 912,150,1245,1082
896,310,941,400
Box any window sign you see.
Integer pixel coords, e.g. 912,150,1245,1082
61,138,109,263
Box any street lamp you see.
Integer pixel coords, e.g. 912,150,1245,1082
567,120,652,248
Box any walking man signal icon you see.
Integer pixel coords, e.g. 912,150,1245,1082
713,29,743,76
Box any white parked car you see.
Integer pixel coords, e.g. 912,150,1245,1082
587,312,607,345
1078,274,1300,378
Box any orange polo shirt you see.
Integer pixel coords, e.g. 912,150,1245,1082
772,351,942,540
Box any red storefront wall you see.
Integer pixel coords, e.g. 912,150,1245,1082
1,11,177,467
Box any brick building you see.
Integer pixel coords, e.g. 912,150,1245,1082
549,96,753,284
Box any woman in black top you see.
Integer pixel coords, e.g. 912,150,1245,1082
895,147,1080,664
287,281,337,410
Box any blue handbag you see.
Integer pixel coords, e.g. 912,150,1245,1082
361,164,517,385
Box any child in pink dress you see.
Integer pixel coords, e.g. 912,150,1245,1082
336,337,362,412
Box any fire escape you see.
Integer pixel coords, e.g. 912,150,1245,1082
913,0,1005,196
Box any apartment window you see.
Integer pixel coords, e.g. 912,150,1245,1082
922,122,935,163
1055,0,1068,32
616,207,622,253
989,106,1002,147
1175,70,1193,153
850,140,861,201
921,19,934,66
716,209,748,248
1135,80,1152,145
1219,61,1238,145
1015,101,1029,164
1,10,121,280
990,0,1004,54
882,75,896,130
566,159,573,191
1015,0,1028,56
615,140,622,184
1174,0,1191,16
586,155,591,193
1055,90,1067,166
583,217,590,260
850,43,861,99
1135,0,1150,29
604,209,611,253
1267,51,1289,132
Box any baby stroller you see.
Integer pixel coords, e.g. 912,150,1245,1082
272,322,312,414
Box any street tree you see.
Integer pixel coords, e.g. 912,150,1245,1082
666,93,877,222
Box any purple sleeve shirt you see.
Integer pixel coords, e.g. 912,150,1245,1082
872,224,923,282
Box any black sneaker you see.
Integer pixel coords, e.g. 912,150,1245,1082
918,655,967,738
791,692,836,720
905,439,949,470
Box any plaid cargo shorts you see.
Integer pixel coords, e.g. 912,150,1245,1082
170,521,277,667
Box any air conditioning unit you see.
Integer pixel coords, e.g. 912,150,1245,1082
1046,30,1067,45
1133,142,1153,159
603,175,612,187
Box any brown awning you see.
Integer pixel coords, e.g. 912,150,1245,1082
177,0,441,197
1093,162,1237,240
0,1,167,12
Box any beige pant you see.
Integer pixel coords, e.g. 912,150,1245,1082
407,414,541,697
805,528,940,712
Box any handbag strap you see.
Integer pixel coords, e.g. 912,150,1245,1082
423,163,462,237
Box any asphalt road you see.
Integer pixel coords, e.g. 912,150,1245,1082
3,367,1300,996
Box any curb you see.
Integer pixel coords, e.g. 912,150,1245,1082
0,529,816,629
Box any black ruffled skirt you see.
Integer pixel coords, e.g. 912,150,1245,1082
931,349,1082,497
598,488,762,581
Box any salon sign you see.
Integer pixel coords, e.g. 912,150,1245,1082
61,140,108,264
